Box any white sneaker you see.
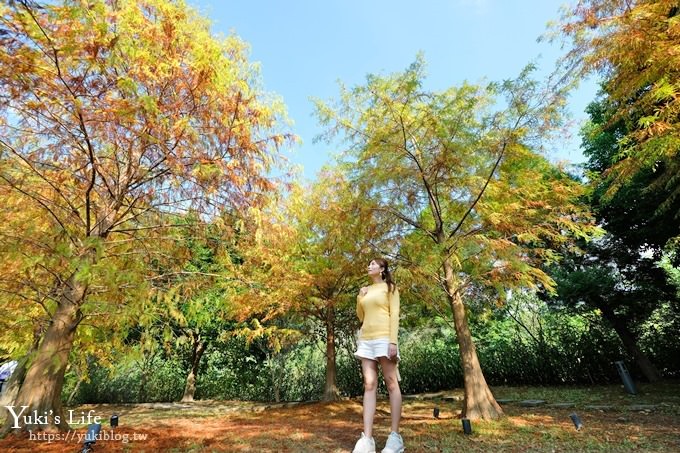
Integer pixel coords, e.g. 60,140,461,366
352,432,376,453
381,431,404,453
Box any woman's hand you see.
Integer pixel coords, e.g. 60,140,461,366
388,343,398,361
359,286,368,297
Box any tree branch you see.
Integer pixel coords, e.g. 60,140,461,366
448,139,508,241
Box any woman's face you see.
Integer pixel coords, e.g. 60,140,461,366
367,260,383,278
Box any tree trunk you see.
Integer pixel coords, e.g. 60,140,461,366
602,308,661,383
443,259,503,420
181,334,206,402
267,353,282,403
323,306,340,401
2,278,84,434
66,373,85,406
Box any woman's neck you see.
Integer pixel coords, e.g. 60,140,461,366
370,277,384,285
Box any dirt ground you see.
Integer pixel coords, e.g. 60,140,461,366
1,385,679,452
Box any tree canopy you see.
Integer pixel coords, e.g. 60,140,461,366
315,57,598,419
0,0,291,432
552,0,680,211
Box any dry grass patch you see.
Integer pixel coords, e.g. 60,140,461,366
1,382,679,452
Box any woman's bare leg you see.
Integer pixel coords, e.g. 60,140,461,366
361,358,379,437
379,357,402,433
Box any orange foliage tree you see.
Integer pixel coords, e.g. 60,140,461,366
286,170,388,401
226,171,388,402
0,0,291,432
549,0,680,207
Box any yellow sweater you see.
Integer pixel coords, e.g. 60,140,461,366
356,282,400,344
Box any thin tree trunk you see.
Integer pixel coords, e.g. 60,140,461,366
181,334,206,402
602,308,661,383
267,353,282,403
137,346,160,403
443,259,503,420
323,306,340,401
66,372,85,406
2,277,84,434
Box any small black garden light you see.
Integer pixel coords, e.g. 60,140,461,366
569,413,583,431
81,422,102,453
461,418,472,435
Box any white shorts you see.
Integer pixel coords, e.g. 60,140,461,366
354,338,400,362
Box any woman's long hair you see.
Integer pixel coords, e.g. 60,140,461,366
373,258,396,293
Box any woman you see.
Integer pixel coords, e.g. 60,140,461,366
352,258,404,453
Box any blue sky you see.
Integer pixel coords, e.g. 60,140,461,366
189,0,599,181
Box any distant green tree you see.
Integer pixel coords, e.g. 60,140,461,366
162,222,238,403
549,95,680,382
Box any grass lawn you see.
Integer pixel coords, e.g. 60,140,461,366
1,381,678,452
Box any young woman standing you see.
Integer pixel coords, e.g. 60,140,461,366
352,258,404,453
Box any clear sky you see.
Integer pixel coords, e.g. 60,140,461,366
188,0,599,181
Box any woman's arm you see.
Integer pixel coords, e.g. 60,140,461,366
356,288,366,322
388,288,400,345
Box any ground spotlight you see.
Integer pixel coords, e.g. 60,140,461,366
81,422,102,453
461,418,472,435
569,413,583,431
110,414,118,428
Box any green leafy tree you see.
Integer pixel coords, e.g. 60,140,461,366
152,221,239,402
581,97,680,251
315,58,596,419
547,0,680,381
548,95,680,382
